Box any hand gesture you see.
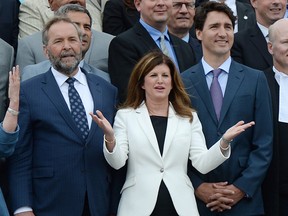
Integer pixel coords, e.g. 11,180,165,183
90,110,115,151
8,65,20,104
221,121,255,147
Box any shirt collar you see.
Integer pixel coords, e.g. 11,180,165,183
139,18,170,42
273,66,288,85
202,56,232,75
182,33,190,43
257,22,269,38
51,66,87,87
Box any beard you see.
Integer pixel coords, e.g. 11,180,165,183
48,50,82,76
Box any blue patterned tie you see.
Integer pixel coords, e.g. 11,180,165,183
210,69,223,120
66,77,89,140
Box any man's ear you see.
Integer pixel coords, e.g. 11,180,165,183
195,29,202,41
134,0,141,12
267,42,273,55
43,45,49,59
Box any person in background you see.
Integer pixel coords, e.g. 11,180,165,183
103,0,140,36
108,0,197,103
21,4,110,82
18,0,102,38
181,2,273,215
0,0,20,52
168,0,202,62
8,17,118,216
263,18,288,216
231,0,286,71
15,0,114,73
91,51,254,216
0,66,20,216
196,0,255,33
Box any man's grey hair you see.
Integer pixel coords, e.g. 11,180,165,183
42,16,83,46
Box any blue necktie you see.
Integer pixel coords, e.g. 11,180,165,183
66,77,89,140
210,69,223,120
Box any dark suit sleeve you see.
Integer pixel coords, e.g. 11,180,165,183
231,33,245,65
108,36,139,103
7,88,34,211
103,0,125,36
232,71,273,197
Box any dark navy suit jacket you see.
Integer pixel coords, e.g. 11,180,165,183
181,60,273,215
8,69,119,215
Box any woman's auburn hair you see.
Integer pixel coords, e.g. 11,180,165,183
121,51,194,122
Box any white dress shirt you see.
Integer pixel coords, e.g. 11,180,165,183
273,67,288,123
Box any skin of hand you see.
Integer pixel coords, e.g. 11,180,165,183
206,184,245,212
8,65,20,104
15,212,35,216
3,65,20,132
220,120,255,148
90,110,115,151
195,120,254,212
195,182,234,212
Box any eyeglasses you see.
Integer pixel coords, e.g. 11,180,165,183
172,2,195,10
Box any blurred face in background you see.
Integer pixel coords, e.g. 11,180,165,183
48,0,86,11
135,0,172,31
168,0,195,37
251,0,286,27
66,11,92,56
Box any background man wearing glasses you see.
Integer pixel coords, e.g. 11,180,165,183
108,0,197,103
168,0,203,63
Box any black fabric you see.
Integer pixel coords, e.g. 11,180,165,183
150,116,178,215
82,193,91,216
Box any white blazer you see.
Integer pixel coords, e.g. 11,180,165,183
104,102,230,216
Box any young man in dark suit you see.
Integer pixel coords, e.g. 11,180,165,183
181,2,273,215
108,0,196,103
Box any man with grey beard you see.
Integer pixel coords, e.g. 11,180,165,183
7,16,118,216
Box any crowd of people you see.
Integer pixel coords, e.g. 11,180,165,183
0,0,288,215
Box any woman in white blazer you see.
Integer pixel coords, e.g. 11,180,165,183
90,52,254,216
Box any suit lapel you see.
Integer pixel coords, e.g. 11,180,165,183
190,63,218,124
162,104,179,158
133,23,160,51
41,70,83,140
249,25,272,66
136,103,162,158
84,71,103,143
219,61,244,125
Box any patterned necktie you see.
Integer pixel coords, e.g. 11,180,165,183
210,69,223,120
66,77,89,140
159,35,170,57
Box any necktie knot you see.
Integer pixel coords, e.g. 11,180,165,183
66,77,76,85
212,68,222,78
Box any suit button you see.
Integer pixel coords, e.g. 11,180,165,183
160,168,164,173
